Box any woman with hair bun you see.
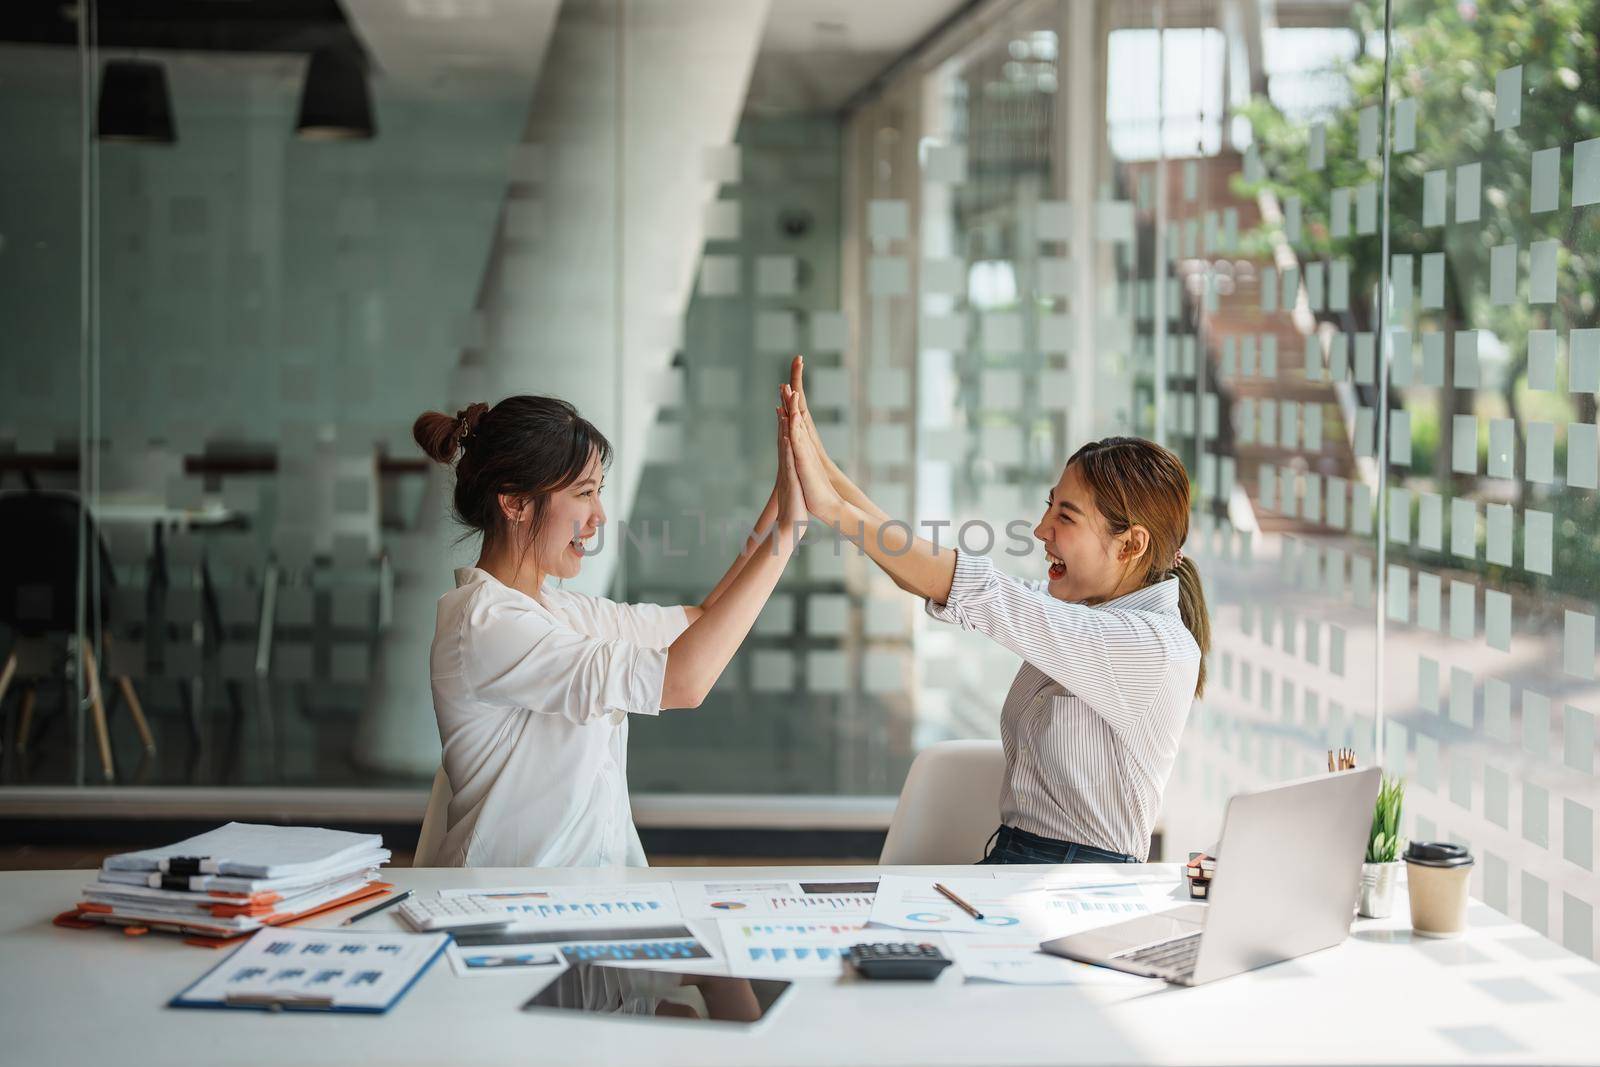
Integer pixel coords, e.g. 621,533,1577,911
416,393,804,868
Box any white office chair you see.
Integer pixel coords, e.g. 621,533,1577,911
414,765,453,867
878,739,1005,865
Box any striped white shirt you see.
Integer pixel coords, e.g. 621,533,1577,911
926,551,1200,860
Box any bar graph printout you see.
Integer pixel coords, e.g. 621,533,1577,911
438,883,683,929
868,875,1174,938
674,879,880,919
716,916,929,978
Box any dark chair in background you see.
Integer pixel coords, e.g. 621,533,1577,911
0,490,155,780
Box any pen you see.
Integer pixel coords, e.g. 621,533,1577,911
341,889,412,926
934,882,985,921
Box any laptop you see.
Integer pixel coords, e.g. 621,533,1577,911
1041,767,1380,986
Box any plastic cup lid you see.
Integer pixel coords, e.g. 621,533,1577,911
1403,840,1474,868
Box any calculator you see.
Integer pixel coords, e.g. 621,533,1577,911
846,942,952,981
396,895,513,933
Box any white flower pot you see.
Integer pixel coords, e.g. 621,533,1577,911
1358,860,1403,919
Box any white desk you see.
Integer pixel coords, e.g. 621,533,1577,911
2,864,1595,1066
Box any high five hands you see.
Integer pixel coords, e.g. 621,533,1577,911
778,355,887,529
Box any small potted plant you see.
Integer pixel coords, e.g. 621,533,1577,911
1359,774,1406,918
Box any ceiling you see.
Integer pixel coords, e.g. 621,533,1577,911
744,0,975,116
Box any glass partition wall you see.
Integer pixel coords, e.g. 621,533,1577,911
0,0,1595,961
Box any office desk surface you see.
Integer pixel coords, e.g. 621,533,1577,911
2,864,1595,1067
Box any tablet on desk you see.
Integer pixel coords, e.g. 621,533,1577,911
522,964,791,1026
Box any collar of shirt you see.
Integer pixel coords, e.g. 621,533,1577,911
1098,575,1180,616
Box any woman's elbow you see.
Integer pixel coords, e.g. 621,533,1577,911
659,677,706,710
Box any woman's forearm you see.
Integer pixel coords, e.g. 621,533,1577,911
828,502,958,602
699,491,779,612
828,463,890,523
663,531,791,708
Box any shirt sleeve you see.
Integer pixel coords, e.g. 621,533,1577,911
924,551,1173,733
576,596,692,649
467,599,668,725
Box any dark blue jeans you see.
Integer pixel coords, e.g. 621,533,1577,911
977,824,1139,865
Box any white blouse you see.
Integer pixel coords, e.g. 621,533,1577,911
926,552,1200,859
429,567,690,869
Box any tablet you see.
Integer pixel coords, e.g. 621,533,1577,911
521,964,792,1025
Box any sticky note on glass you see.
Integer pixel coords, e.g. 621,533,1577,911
1486,503,1513,565
1390,409,1412,465
1281,266,1299,310
1489,242,1518,305
1417,571,1442,631
756,310,797,352
1354,333,1375,385
1495,65,1523,131
1451,497,1478,558
1419,658,1441,714
1353,406,1374,457
1570,328,1599,392
1564,611,1596,679
1037,200,1072,241
1390,329,1413,386
1531,146,1561,213
1326,478,1347,530
1394,97,1417,153
1389,255,1413,315
1419,492,1443,550
981,310,1022,352
1330,187,1351,238
868,199,910,242
1569,421,1599,489
1309,122,1326,170
920,313,965,350
1260,267,1278,312
1566,707,1596,773
1576,137,1600,207
1455,329,1480,388
867,255,909,296
1387,565,1410,622
703,145,742,184
923,143,968,183
1487,418,1515,479
1096,201,1134,244
1455,162,1482,223
1452,413,1479,474
1388,488,1412,544
1423,169,1447,226
922,257,965,296
1280,400,1298,446
1356,182,1378,235
1329,259,1350,311
1358,105,1380,159
700,254,739,295
1527,330,1557,390
1524,508,1553,575
1420,252,1445,309
1526,421,1555,484
1421,331,1445,386
1450,580,1476,642
1529,240,1558,304
757,254,798,296
811,311,847,353
1318,332,1344,380
1261,335,1278,377
1038,256,1074,297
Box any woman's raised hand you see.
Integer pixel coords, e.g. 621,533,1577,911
782,384,846,524
787,355,840,478
773,391,808,545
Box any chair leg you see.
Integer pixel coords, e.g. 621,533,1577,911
16,686,37,753
116,676,157,753
83,642,116,782
0,650,16,709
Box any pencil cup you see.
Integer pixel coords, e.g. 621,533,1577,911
1403,841,1473,938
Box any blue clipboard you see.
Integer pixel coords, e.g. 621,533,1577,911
169,929,453,1014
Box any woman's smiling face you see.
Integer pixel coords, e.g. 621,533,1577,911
522,449,606,580
1032,463,1145,603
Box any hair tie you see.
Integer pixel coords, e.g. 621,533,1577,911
1172,549,1184,570
453,403,488,453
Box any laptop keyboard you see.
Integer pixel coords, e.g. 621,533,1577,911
1111,931,1202,977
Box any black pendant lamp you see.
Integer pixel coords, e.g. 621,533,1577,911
296,47,376,141
96,60,176,144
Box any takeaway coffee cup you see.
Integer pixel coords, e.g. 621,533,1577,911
1403,841,1473,937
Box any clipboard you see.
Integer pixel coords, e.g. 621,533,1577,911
168,927,451,1013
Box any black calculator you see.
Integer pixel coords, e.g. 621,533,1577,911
847,942,952,981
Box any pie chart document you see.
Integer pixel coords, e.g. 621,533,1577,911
673,878,880,919
867,874,1181,938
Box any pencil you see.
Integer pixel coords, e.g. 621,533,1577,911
341,889,412,926
934,882,985,920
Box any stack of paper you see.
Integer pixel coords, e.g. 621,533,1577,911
71,822,392,940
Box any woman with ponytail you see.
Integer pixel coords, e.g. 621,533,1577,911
416,394,806,868
781,357,1208,864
